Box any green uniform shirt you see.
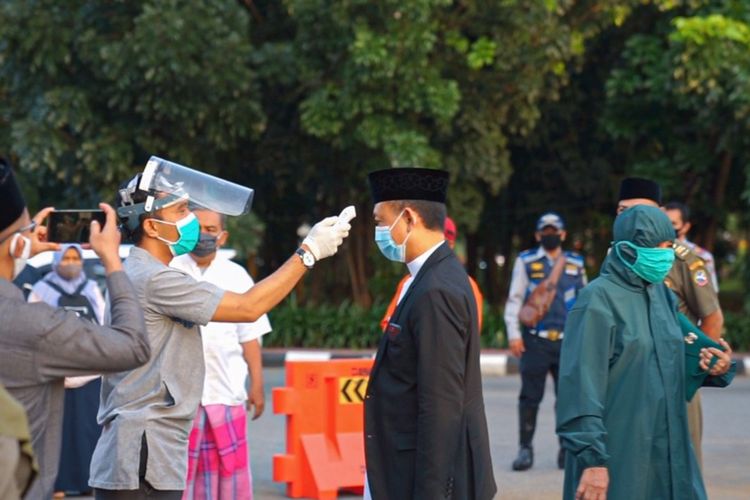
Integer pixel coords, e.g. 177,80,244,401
0,384,37,497
665,242,719,324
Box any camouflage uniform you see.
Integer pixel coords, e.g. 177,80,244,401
664,241,721,468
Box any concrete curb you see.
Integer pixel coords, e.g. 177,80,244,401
262,349,747,377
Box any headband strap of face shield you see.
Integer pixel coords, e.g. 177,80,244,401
116,174,190,231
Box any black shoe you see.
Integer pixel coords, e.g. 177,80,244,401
557,448,565,469
512,445,534,471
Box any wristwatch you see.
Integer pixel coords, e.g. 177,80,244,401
295,247,316,269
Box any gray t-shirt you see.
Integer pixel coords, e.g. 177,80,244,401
90,247,224,491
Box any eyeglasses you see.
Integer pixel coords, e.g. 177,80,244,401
0,220,37,246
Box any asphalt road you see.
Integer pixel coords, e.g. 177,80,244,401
247,368,750,500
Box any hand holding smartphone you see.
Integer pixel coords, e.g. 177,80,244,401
46,209,107,243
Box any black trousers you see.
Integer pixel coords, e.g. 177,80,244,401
95,435,182,500
518,332,562,410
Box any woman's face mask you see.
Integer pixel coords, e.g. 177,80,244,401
615,240,675,283
150,212,200,256
374,209,412,263
57,263,83,281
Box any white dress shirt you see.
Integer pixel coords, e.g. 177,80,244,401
171,254,272,406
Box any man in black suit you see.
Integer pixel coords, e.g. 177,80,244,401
364,167,497,500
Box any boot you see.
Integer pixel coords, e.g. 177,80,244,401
512,406,538,471
512,445,533,471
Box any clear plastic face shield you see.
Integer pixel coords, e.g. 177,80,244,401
117,156,254,233
139,156,254,215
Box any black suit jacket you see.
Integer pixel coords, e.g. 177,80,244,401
364,242,496,500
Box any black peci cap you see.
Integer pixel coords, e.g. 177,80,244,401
0,158,26,233
368,167,449,204
618,177,662,204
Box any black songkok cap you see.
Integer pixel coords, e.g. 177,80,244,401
618,177,662,205
0,158,26,233
368,167,449,204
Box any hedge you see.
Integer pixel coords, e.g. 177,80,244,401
264,299,506,349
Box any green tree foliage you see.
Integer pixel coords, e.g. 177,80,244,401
603,1,750,251
1,0,747,319
0,0,264,204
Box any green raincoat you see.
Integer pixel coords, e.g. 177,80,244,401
557,205,732,500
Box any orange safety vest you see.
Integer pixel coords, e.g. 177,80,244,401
380,274,484,332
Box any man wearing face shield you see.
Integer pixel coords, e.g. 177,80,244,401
364,168,496,500
556,205,734,500
170,208,271,500
0,158,151,500
90,159,350,499
503,212,587,471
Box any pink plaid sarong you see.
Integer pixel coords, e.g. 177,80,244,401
182,404,252,500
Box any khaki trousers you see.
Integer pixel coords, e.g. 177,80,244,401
687,391,703,469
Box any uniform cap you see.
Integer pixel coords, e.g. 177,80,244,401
536,212,565,231
368,167,449,204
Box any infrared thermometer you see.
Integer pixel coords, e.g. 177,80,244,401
336,205,357,228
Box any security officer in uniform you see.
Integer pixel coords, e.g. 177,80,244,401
504,212,587,471
617,177,724,468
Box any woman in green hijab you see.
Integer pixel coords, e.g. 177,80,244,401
556,205,734,500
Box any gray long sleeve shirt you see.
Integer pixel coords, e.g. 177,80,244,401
0,271,150,500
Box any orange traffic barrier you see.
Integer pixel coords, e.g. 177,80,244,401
273,359,373,499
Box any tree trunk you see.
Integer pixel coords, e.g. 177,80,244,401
701,151,732,252
346,201,373,308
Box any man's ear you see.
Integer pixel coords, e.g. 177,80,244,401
534,231,541,242
403,207,419,228
217,230,229,248
683,221,692,235
142,218,161,239
561,230,567,242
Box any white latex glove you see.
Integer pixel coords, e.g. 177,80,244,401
302,216,351,261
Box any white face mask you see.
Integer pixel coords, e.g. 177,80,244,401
9,233,31,279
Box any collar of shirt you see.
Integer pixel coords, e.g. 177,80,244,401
170,254,221,282
406,240,445,278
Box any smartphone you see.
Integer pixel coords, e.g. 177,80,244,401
47,209,106,243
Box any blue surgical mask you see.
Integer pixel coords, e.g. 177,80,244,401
615,240,675,283
152,212,200,256
375,210,412,263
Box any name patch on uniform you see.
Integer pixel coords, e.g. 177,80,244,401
530,272,545,279
531,262,544,271
565,264,578,276
693,269,709,287
385,323,402,339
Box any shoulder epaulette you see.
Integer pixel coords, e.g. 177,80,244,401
564,251,584,267
519,249,541,264
673,241,692,261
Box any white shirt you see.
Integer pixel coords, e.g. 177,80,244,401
397,240,445,305
171,254,272,406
